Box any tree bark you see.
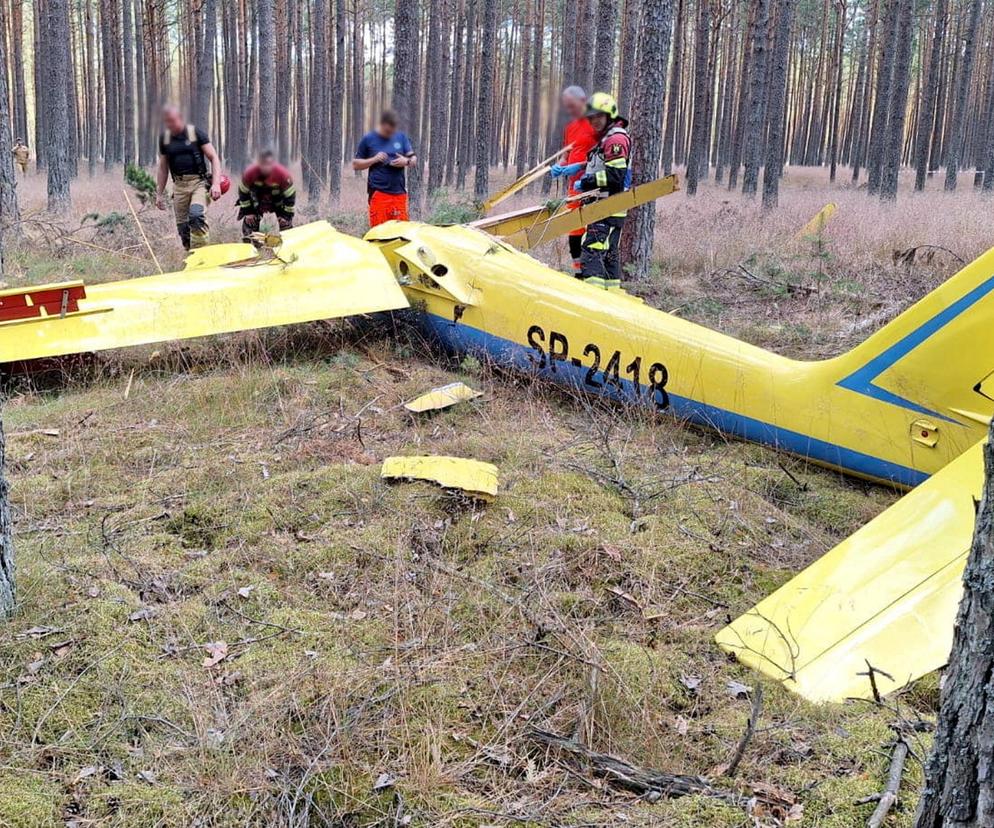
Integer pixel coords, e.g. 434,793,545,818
46,0,73,212
685,0,710,195
879,0,913,201
761,0,793,209
914,423,994,828
866,0,896,195
193,0,217,134
257,0,276,148
914,0,947,191
121,0,136,163
943,0,982,192
0,0,20,223
392,0,421,207
661,0,683,176
741,0,770,198
620,0,673,279
473,0,498,199
329,0,346,197
307,0,328,202
592,0,617,93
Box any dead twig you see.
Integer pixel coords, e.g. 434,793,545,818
123,189,163,274
724,684,763,778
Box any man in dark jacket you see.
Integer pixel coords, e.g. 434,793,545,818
237,149,296,243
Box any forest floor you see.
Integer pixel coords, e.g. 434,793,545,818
0,163,983,826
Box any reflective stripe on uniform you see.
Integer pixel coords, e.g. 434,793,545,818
583,275,607,288
595,170,608,187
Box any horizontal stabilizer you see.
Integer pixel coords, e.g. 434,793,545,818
716,438,985,702
1,222,409,364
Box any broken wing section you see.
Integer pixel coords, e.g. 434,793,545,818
1,221,409,364
717,438,984,702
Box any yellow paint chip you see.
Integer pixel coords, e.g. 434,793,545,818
404,382,482,413
381,455,498,501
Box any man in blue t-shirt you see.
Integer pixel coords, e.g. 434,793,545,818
353,110,417,227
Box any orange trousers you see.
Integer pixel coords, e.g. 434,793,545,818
368,190,410,227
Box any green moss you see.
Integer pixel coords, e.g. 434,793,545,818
0,771,61,827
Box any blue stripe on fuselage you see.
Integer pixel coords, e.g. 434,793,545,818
836,272,994,424
421,313,928,487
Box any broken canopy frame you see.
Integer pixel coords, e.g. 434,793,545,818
479,144,574,215
472,174,681,251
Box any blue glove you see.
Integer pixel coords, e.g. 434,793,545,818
550,162,584,179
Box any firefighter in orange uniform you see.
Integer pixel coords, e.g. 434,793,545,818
549,86,599,274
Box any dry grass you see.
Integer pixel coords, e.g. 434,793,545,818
0,163,972,825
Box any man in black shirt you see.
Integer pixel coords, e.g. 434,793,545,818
156,105,225,250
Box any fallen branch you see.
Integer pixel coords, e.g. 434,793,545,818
866,736,909,828
526,728,748,807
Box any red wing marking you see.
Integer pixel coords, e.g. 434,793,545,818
0,284,87,323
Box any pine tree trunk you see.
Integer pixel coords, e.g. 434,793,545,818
514,0,532,178
0,0,20,223
661,0,683,175
685,0,710,195
0,414,12,618
307,0,328,202
101,0,119,169
761,0,792,209
617,0,640,113
621,0,673,279
257,0,276,148
914,0,947,191
592,0,617,93
46,0,72,212
456,0,476,189
426,0,451,193
10,0,27,144
944,0,982,192
741,0,770,198
193,0,217,133
574,0,595,93
879,0,913,200
473,0,497,199
329,0,346,197
914,423,994,828
527,0,543,167
392,0,421,206
121,0,136,163
867,0,897,195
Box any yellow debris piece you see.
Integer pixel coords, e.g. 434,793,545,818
1,221,409,364
381,455,499,501
404,382,482,413
794,202,838,239
716,438,985,703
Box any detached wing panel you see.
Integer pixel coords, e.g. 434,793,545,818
716,439,984,702
1,222,408,364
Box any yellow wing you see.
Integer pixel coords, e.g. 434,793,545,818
1,221,409,364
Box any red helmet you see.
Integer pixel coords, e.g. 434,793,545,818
217,174,231,195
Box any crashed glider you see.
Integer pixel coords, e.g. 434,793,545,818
4,219,994,704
